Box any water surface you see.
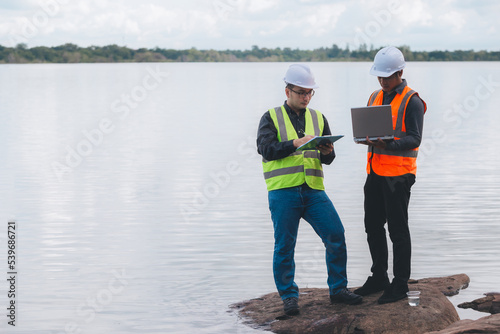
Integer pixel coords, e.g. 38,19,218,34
0,62,499,333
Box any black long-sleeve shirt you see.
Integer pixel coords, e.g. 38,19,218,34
256,101,336,165
380,79,425,151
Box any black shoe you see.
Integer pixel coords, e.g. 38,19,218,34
377,281,409,304
283,297,300,316
353,276,390,296
330,288,363,305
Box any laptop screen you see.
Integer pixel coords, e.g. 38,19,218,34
351,105,394,142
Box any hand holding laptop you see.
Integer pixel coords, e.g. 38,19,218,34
351,105,394,146
362,136,388,149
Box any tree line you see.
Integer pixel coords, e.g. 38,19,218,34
1,43,499,63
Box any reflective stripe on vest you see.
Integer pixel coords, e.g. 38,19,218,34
367,86,427,176
262,106,325,191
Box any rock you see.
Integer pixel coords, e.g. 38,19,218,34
231,274,470,334
427,314,500,334
409,274,469,296
458,292,500,314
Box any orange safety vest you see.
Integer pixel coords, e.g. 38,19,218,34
366,85,427,176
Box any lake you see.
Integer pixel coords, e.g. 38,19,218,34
0,61,499,333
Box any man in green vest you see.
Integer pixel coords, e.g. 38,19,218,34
257,64,362,316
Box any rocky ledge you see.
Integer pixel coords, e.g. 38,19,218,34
424,292,500,334
458,292,500,315
231,274,488,333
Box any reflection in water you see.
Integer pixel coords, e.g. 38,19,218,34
0,62,499,332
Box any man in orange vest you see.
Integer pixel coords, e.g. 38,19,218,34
354,46,427,304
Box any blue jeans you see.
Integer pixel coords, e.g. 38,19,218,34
268,185,347,300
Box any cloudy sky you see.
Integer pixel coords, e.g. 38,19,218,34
0,0,498,51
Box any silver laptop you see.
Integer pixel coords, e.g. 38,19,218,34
351,105,394,143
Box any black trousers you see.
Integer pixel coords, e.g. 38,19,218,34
363,172,415,284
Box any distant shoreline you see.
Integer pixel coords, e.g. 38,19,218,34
2,43,500,64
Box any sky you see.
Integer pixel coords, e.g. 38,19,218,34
0,0,499,52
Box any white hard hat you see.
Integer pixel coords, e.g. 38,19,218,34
283,64,319,89
370,46,406,77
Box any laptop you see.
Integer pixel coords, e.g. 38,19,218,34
351,105,394,143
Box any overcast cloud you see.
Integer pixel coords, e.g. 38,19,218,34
0,0,498,51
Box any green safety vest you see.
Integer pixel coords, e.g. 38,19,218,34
262,106,325,191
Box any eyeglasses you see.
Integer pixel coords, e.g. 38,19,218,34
289,88,315,98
